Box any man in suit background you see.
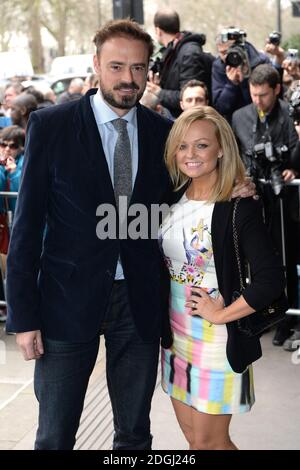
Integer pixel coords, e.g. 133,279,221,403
6,19,172,450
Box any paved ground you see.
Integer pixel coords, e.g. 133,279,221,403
0,324,299,450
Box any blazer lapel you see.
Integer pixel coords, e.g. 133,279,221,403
73,89,115,205
129,105,154,205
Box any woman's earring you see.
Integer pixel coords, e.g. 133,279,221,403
218,152,223,159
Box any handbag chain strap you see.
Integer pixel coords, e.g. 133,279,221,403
232,197,245,292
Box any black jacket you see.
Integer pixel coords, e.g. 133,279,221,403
212,198,285,373
159,31,215,117
165,189,286,373
232,99,300,174
6,89,173,343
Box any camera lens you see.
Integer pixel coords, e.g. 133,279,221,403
225,49,243,67
270,37,280,46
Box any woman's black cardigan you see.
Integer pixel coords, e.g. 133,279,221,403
161,191,286,373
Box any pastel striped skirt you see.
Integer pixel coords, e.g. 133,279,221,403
161,280,255,414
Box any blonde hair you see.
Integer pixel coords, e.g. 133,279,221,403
164,106,246,202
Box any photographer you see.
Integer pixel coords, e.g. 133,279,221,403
264,31,285,70
283,53,300,82
212,28,270,123
146,8,214,118
282,53,300,101
232,64,300,346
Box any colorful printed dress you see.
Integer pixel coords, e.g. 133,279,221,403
159,193,255,414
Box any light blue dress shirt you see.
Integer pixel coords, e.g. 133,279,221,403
90,90,138,280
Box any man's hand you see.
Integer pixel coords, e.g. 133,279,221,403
16,330,44,361
282,169,297,182
226,65,244,84
5,156,17,173
282,59,300,80
264,43,285,65
147,70,160,85
232,177,256,199
146,80,161,97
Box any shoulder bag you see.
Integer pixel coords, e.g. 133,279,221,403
232,197,288,337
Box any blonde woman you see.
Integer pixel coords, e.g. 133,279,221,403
159,106,286,450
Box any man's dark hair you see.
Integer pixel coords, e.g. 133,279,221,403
249,64,280,89
24,86,44,104
180,80,209,101
0,125,25,148
154,9,180,34
13,94,38,116
5,82,23,94
93,19,154,60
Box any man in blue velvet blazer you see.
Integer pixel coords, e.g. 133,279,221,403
6,20,172,450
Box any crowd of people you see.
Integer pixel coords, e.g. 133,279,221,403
0,10,299,450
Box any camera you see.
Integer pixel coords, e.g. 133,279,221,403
221,28,250,75
249,139,288,195
268,31,281,46
149,56,163,76
220,27,246,44
287,48,299,61
289,86,300,124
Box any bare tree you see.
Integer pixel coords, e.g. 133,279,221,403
26,0,44,73
41,0,77,56
2,0,299,76
41,0,112,56
0,0,22,51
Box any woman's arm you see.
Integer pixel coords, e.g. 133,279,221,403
186,198,285,325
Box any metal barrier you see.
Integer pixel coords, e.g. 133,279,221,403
0,183,300,315
258,179,300,316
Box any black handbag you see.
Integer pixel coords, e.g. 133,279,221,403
232,197,288,338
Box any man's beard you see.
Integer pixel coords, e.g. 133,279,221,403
100,81,144,110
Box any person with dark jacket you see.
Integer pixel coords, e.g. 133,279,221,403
232,64,300,346
160,105,285,450
146,8,214,118
212,31,270,123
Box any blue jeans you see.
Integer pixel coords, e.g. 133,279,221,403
34,281,159,450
